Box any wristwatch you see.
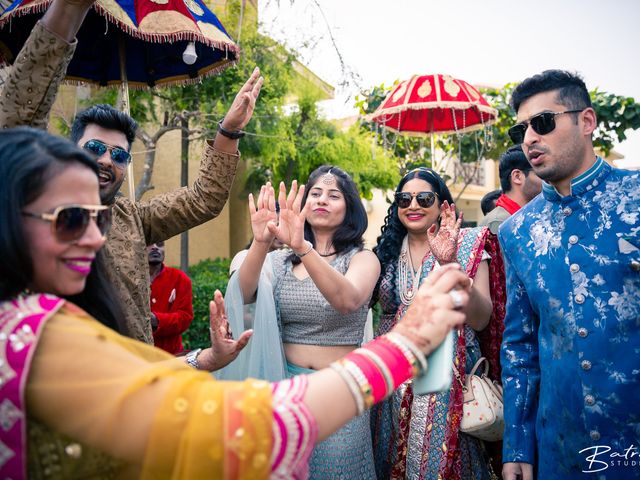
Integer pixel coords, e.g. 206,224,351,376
185,348,202,369
217,120,245,139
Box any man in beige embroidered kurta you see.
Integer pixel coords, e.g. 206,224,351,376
0,2,263,343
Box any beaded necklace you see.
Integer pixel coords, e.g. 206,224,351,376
398,236,422,306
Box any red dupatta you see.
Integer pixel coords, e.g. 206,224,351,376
389,227,505,479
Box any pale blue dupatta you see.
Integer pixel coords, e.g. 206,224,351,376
215,254,287,382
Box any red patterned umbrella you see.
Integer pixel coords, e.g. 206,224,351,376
368,74,497,136
367,74,498,173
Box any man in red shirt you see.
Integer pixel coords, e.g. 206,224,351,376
148,242,194,354
480,145,542,234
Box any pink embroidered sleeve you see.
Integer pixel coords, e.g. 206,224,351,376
269,375,318,479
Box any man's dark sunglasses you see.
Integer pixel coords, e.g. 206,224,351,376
508,109,584,144
83,139,131,168
395,191,438,209
23,204,111,243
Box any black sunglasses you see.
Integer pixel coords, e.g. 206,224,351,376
83,139,131,168
23,204,112,243
508,109,584,144
395,191,438,209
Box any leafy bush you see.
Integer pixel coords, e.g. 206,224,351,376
182,258,231,350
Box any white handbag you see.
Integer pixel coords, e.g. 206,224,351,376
455,357,504,442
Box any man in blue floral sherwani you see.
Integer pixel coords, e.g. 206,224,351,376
499,70,640,480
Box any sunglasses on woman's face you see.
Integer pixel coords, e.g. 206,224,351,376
23,205,112,243
508,109,584,144
394,191,438,209
82,139,131,169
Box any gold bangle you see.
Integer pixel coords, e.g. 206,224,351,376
340,359,375,410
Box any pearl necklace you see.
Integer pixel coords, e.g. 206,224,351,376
398,236,421,306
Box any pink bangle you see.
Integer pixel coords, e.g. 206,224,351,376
384,332,427,374
347,352,388,404
353,348,394,398
365,338,414,388
331,334,429,413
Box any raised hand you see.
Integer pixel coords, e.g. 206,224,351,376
248,182,278,245
426,201,462,265
198,290,253,371
221,67,264,131
267,180,308,252
393,263,471,355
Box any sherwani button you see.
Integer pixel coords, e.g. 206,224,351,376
569,235,579,245
590,430,600,441
631,260,640,272
563,207,573,216
584,395,595,406
581,360,592,371
575,294,585,304
578,328,588,338
570,264,580,273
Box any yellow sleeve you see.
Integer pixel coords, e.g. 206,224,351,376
26,306,272,479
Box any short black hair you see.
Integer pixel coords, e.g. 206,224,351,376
511,70,591,113
499,145,532,192
0,127,127,335
71,104,138,149
480,189,501,215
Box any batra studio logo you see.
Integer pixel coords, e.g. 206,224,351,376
579,445,639,474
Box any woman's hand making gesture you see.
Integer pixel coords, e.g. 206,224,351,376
248,182,278,246
426,201,463,265
267,181,309,254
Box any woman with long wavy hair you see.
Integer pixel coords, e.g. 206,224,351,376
371,167,504,479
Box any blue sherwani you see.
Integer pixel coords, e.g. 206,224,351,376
499,158,640,479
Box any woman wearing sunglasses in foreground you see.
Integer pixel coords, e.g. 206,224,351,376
0,128,471,479
371,167,503,479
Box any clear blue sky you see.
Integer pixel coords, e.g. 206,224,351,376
258,0,640,166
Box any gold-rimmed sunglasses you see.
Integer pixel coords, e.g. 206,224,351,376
23,204,111,242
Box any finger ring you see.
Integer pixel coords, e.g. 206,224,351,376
448,289,464,310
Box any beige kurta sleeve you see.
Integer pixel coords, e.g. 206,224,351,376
137,141,240,246
25,306,272,479
0,21,76,130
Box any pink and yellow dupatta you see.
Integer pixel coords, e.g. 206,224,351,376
0,293,64,479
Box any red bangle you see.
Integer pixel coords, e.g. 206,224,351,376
367,337,414,387
367,339,413,389
346,353,388,404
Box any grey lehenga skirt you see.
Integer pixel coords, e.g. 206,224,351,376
287,362,377,480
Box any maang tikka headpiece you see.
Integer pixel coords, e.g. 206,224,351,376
322,168,335,185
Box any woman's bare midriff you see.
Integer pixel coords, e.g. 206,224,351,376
284,343,358,370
